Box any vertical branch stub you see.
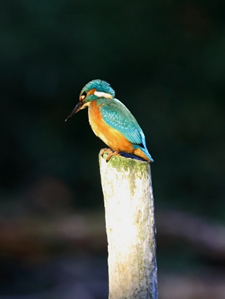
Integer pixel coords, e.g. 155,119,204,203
99,150,158,299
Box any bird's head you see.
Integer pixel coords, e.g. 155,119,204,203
65,79,115,121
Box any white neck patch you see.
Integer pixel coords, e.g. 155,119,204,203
94,91,113,99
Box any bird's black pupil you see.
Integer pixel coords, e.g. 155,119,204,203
82,92,87,98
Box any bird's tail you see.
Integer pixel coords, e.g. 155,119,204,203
134,145,154,162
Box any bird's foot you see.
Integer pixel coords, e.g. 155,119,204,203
100,148,113,157
100,148,119,162
106,151,119,162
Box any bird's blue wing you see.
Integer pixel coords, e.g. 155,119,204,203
99,98,146,146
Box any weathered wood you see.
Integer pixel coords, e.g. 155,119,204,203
99,150,158,299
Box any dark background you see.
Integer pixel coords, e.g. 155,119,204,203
1,1,225,298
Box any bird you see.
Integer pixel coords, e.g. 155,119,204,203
65,79,153,162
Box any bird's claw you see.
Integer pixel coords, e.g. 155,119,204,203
105,151,119,162
100,148,119,162
100,148,111,157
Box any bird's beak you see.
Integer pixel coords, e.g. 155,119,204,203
65,101,83,122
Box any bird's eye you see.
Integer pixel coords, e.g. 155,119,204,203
80,92,87,100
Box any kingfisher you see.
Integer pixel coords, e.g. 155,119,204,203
65,80,153,162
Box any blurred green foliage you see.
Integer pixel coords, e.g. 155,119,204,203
0,0,224,219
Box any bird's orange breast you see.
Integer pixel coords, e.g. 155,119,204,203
88,101,134,153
